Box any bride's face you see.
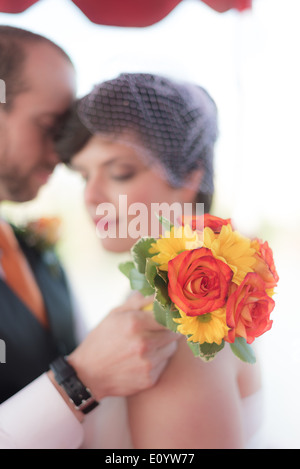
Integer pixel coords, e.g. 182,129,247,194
71,134,198,253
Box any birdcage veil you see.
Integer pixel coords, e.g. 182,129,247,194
58,73,219,200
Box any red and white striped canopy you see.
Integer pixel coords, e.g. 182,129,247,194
0,0,252,27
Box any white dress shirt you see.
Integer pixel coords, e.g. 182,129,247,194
0,374,84,449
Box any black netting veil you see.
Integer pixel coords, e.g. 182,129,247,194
76,73,218,197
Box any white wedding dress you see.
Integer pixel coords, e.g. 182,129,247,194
80,389,265,449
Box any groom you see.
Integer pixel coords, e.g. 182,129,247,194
0,26,178,449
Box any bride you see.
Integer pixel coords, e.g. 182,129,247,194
57,73,264,449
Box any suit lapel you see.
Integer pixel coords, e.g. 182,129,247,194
6,236,77,355
33,252,77,354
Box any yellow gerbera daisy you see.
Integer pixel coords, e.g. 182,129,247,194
203,224,256,285
174,307,229,345
149,225,202,271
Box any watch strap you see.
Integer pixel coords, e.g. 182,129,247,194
50,356,99,415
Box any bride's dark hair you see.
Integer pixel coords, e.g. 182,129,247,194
56,73,218,212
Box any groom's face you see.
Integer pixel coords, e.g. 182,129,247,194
0,42,76,202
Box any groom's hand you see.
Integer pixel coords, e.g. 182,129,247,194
67,292,179,401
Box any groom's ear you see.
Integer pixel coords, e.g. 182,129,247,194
175,169,204,203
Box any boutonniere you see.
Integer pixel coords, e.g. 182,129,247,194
12,217,62,277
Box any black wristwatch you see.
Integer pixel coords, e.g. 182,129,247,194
50,356,99,415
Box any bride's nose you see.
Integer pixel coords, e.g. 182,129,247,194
84,176,108,206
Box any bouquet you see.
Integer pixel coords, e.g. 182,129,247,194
119,214,279,363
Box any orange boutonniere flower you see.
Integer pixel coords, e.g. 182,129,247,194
13,217,61,252
12,217,62,276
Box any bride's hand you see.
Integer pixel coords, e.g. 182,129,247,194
67,292,179,401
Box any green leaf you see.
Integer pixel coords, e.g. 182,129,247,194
145,258,159,288
187,341,201,357
156,214,174,232
167,307,181,333
153,300,168,328
230,337,256,364
129,268,155,297
118,261,135,279
153,301,180,333
153,274,171,308
198,341,225,362
156,268,168,283
131,237,156,274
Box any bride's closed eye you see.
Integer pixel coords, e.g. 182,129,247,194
109,171,136,181
108,163,137,182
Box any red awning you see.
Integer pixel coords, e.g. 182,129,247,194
0,0,252,27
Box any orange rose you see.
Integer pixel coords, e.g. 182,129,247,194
225,272,274,344
252,239,279,290
168,247,233,317
181,214,232,233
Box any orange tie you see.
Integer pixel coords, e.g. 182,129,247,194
0,221,49,328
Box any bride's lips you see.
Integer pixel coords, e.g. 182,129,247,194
93,217,119,231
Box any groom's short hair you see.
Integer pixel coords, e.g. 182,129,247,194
0,26,72,110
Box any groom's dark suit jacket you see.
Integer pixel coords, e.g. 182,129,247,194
0,236,77,404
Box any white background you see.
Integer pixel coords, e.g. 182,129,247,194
1,0,300,448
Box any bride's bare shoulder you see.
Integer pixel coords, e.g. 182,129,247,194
128,338,252,449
